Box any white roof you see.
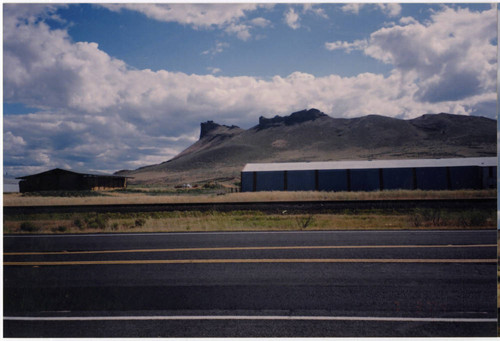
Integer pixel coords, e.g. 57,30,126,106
242,157,498,172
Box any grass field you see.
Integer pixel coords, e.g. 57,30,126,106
3,207,496,235
4,189,496,234
3,188,496,206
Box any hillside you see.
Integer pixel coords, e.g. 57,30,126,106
122,109,497,185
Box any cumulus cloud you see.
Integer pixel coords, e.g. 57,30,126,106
100,3,270,41
365,6,497,103
341,3,401,17
100,3,259,28
376,4,402,17
3,4,497,176
224,23,252,41
207,67,222,75
250,17,272,28
340,3,363,15
327,6,497,104
325,39,368,53
284,8,300,29
302,4,328,19
202,41,230,56
283,5,327,30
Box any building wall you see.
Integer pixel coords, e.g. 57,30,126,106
415,167,448,190
287,170,316,191
19,170,127,193
84,176,127,191
19,172,83,192
241,165,497,192
241,172,254,192
318,170,348,191
382,168,414,190
350,169,380,192
255,171,285,191
448,166,482,190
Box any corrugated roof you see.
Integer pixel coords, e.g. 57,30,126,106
242,157,498,172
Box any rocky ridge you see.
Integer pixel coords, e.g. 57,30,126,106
121,109,497,185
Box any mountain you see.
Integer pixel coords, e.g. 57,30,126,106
121,109,497,185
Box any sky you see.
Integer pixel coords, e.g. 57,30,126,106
3,3,498,177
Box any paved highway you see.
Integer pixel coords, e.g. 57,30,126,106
4,230,497,337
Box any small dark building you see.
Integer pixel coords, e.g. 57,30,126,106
16,168,130,193
241,157,497,192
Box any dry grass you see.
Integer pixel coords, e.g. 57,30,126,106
4,209,495,235
3,189,496,207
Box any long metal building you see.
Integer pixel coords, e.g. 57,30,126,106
16,168,130,193
241,157,497,192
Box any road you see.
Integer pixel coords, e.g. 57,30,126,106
3,230,497,337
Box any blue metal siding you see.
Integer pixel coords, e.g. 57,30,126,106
416,167,448,190
350,169,380,191
256,171,284,191
318,170,348,191
287,170,316,191
241,172,254,192
383,168,414,190
490,167,497,188
241,160,497,192
482,166,497,189
448,166,481,190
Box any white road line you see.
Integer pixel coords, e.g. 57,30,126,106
3,230,495,238
4,315,496,323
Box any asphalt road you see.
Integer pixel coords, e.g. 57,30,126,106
4,230,497,337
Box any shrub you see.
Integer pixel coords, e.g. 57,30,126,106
458,210,489,227
52,226,67,233
74,218,84,229
203,182,221,189
20,222,41,232
135,218,146,227
84,214,108,229
296,215,314,229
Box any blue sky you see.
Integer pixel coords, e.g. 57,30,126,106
3,3,498,177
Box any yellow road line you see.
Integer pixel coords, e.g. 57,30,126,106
4,244,496,256
4,258,497,266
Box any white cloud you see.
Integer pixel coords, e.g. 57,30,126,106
224,23,252,41
100,4,259,29
202,41,229,56
341,3,363,15
284,8,300,30
251,17,272,28
327,6,497,104
399,16,418,26
325,39,368,53
376,4,402,17
100,3,270,41
341,3,401,17
207,67,222,75
302,4,328,19
365,6,497,103
283,5,328,31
